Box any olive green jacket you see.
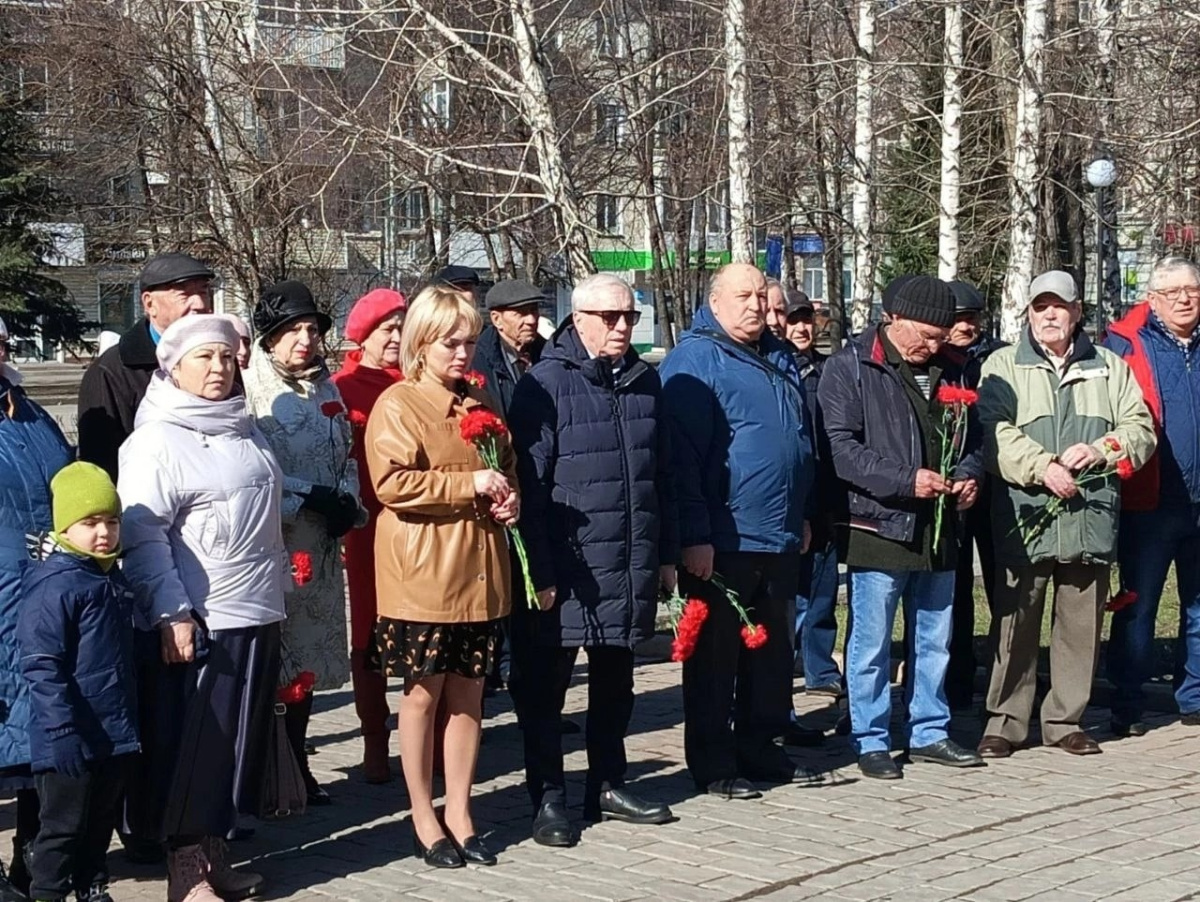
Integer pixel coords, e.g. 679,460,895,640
978,327,1156,567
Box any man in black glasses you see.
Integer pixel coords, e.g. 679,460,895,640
509,273,678,845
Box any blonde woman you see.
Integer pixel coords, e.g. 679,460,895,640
366,286,517,869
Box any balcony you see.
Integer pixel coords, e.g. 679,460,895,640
258,22,345,70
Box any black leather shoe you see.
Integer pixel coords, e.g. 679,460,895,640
1182,712,1200,727
532,801,577,847
307,784,333,806
584,787,673,825
779,723,825,747
858,751,901,780
741,759,827,787
701,778,761,800
448,833,497,866
908,738,986,768
413,834,464,869
1111,719,1148,738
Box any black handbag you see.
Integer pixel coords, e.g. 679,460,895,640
257,702,308,819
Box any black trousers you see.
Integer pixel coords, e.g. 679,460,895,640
680,551,799,786
30,757,129,900
509,617,634,809
947,497,997,708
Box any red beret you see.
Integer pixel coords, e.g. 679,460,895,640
345,289,407,344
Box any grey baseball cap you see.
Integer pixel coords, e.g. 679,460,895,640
1028,270,1078,305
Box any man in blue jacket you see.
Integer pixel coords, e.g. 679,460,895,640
660,262,825,800
818,275,985,780
510,273,678,846
1104,256,1200,736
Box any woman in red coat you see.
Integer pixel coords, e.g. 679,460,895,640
333,288,406,783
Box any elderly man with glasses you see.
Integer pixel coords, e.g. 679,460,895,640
819,275,986,780
508,274,678,846
1104,257,1200,736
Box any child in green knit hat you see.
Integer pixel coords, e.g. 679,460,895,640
18,461,138,902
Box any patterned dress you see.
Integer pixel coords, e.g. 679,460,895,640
244,347,364,691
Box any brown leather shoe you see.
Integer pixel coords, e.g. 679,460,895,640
1054,731,1102,755
976,735,1014,758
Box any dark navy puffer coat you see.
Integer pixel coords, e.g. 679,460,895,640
509,322,680,649
0,376,73,770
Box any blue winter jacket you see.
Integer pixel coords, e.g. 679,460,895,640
658,306,815,553
0,375,73,770
510,322,680,648
18,552,139,772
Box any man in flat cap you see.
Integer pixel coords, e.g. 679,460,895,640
819,275,986,780
78,252,214,481
474,280,548,415
434,264,482,294
977,270,1155,759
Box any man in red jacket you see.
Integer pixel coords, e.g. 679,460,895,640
1103,256,1200,736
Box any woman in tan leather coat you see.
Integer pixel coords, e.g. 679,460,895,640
365,285,517,869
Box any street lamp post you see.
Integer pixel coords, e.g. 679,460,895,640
1085,157,1121,331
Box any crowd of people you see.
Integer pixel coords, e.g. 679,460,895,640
0,246,1196,900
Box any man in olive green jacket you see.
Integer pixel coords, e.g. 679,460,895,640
976,271,1155,759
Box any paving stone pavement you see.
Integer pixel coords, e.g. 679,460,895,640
5,648,1200,902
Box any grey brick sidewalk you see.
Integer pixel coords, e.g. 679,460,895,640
5,650,1200,902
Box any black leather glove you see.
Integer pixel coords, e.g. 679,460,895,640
325,493,359,539
301,485,342,521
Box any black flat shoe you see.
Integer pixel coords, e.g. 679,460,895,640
700,778,761,800
448,833,497,866
307,785,333,806
532,801,577,847
1111,719,1148,738
584,787,674,825
413,835,464,869
908,738,986,768
858,751,901,780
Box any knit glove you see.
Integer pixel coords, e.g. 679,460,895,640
49,732,87,779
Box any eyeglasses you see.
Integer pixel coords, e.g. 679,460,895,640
1152,286,1200,304
578,309,641,328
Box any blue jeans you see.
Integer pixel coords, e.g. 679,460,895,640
1108,503,1200,721
846,568,955,755
794,545,842,689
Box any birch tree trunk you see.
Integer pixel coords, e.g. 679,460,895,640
508,0,596,281
937,0,963,281
850,0,877,332
1000,0,1048,342
724,0,754,264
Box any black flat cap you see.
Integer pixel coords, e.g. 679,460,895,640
435,265,481,288
948,280,985,313
140,252,214,291
485,280,544,311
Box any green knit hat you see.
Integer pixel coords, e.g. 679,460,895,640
51,462,121,533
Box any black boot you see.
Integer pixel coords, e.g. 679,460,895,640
284,694,330,806
7,842,28,899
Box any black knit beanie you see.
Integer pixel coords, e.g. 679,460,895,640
881,275,955,328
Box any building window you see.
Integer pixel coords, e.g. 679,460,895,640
258,90,302,130
423,78,451,130
97,282,136,332
593,14,617,57
399,189,428,231
595,103,624,147
706,187,728,238
596,194,620,233
2,62,49,114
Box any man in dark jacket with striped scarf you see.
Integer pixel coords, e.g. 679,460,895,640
509,273,679,848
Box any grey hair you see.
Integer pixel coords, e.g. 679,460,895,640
1148,256,1200,291
571,272,634,311
765,277,783,292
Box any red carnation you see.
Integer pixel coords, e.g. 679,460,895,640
297,670,317,690
935,385,961,405
459,409,508,443
277,682,305,703
1106,590,1138,613
1116,458,1135,480
465,370,487,389
958,388,979,405
348,409,368,428
320,400,344,418
1103,437,1123,453
741,623,769,650
670,599,709,663
291,551,313,587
